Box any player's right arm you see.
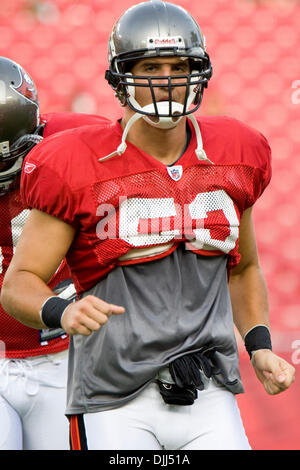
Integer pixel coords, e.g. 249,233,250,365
1,208,125,336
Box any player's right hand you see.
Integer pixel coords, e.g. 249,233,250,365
60,295,125,336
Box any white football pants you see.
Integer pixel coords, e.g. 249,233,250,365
0,349,69,450
80,379,251,450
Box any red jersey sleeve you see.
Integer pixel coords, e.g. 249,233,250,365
237,120,272,207
251,133,272,204
22,113,111,225
199,116,272,209
21,133,80,228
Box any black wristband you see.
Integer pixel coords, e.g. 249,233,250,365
40,296,73,329
244,325,272,359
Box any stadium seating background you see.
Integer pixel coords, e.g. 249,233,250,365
0,0,299,450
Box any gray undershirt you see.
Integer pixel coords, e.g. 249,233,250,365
66,245,244,415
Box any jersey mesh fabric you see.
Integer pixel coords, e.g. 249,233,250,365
91,163,254,276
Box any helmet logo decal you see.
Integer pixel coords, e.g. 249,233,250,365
147,36,185,49
11,67,38,105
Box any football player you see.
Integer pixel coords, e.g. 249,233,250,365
1,1,295,450
0,56,110,450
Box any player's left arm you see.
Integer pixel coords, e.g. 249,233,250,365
229,206,295,395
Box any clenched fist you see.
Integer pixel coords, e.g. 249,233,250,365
251,349,295,395
61,295,125,336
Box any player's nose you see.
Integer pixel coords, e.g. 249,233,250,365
155,66,175,90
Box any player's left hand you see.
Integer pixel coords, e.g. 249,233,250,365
251,349,295,395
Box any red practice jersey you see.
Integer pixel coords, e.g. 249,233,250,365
0,112,110,358
21,116,271,296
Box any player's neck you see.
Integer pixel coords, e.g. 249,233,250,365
120,113,188,166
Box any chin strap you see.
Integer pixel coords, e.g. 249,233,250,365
188,113,213,163
98,112,142,162
99,108,213,164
